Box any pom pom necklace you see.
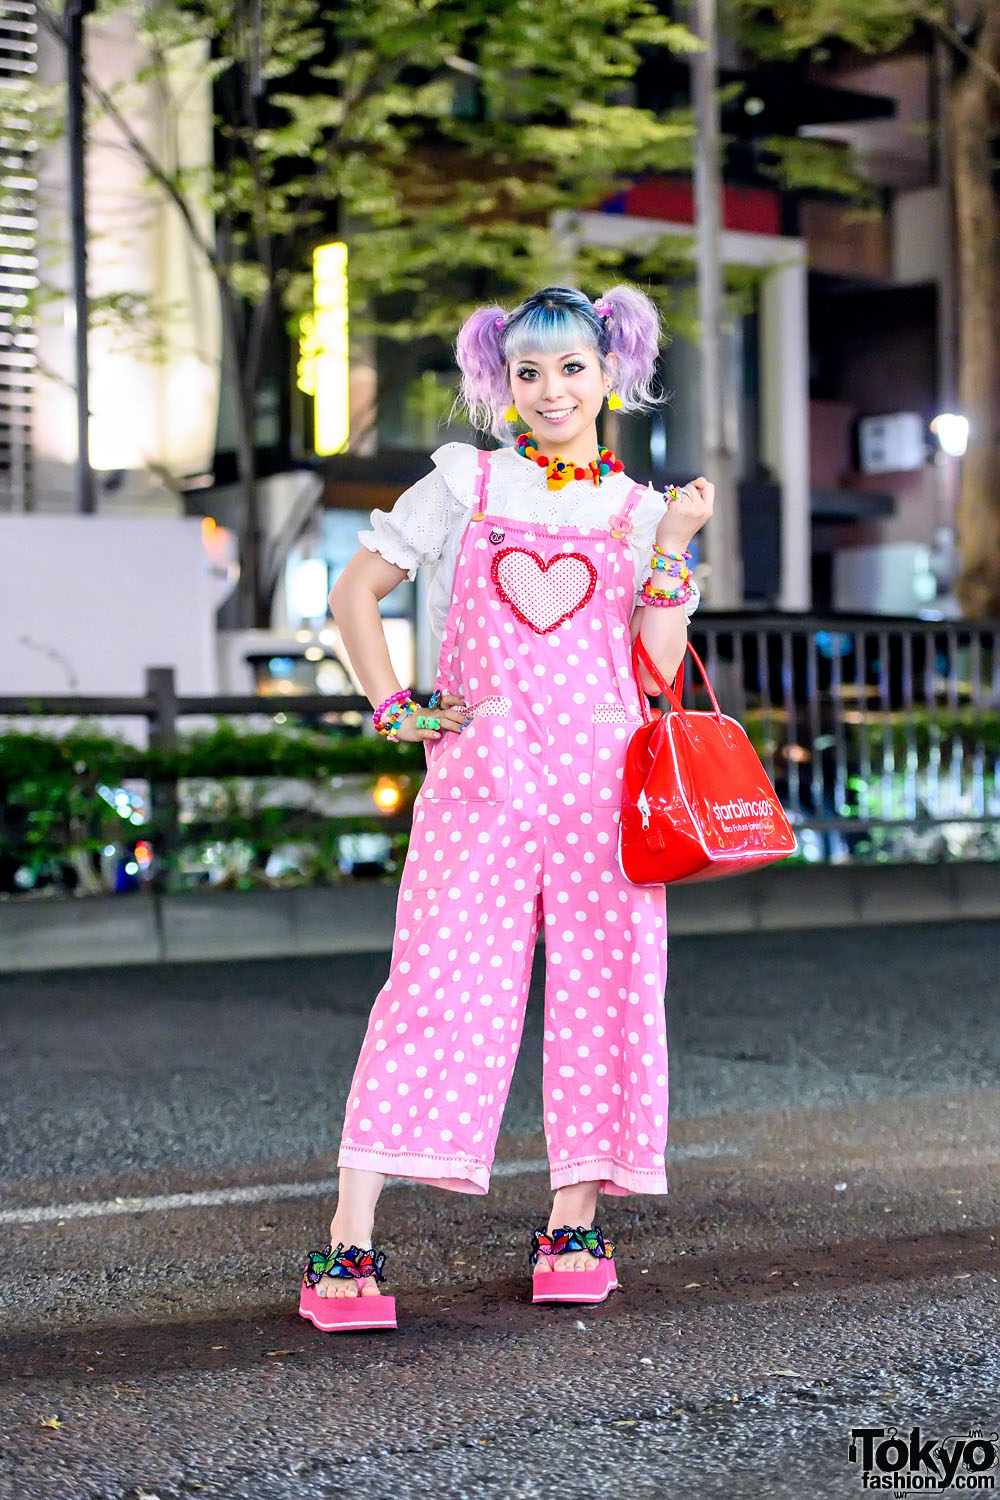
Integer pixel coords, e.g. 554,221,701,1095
515,431,625,491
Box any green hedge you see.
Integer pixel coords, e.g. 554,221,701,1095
0,722,428,782
0,723,425,884
4,708,998,887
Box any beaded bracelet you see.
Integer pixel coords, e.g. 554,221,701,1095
642,544,694,608
372,689,408,733
652,543,692,563
643,585,693,607
373,686,410,727
642,579,694,607
373,687,418,741
376,700,418,741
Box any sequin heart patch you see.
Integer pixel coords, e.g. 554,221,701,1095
491,548,598,634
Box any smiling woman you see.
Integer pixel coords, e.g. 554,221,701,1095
453,283,662,446
307,280,713,1330
508,343,615,473
450,284,713,688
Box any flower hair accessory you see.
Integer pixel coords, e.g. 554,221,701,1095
593,298,612,318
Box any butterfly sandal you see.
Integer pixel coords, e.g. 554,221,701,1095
530,1224,620,1305
298,1242,397,1332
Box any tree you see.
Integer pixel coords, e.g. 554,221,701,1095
20,0,703,627
734,0,1000,619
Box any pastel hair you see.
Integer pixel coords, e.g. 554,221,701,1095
451,284,664,441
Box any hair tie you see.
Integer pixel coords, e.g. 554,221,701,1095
593,298,612,318
494,315,506,330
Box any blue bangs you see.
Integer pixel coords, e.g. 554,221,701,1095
501,289,605,364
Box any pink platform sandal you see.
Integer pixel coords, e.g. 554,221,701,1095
530,1224,620,1305
298,1241,397,1332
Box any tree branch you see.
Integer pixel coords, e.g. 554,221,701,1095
274,47,418,266
35,0,221,275
923,4,1000,96
233,8,275,289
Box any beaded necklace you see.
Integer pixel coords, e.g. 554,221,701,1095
515,431,625,491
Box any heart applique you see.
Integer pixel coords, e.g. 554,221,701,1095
491,547,598,634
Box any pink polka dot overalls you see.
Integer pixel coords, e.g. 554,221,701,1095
337,450,670,1198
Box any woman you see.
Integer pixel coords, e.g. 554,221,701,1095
298,284,714,1331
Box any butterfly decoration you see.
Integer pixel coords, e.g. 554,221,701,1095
302,1241,386,1286
530,1224,614,1265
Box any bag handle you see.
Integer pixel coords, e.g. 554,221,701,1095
632,635,681,723
632,636,723,719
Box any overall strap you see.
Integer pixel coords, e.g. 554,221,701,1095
608,480,649,539
434,448,492,695
620,481,648,521
471,449,492,519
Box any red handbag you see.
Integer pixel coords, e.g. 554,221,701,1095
618,636,797,885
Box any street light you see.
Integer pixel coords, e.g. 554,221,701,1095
930,413,969,458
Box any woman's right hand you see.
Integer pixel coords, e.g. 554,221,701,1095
393,692,471,742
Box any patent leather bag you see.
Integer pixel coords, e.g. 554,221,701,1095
618,637,797,885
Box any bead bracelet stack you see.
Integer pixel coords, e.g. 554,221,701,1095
373,687,418,742
640,542,694,608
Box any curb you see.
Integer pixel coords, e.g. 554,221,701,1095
2,862,999,972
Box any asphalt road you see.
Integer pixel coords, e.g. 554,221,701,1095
1,920,999,1500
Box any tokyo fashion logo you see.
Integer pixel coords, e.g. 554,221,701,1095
848,1424,998,1491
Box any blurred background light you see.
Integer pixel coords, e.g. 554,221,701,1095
930,413,969,458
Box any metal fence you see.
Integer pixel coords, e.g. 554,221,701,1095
4,613,1000,857
686,615,1000,853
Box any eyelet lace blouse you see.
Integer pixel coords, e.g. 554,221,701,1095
358,440,701,642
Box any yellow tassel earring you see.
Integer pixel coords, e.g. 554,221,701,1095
505,402,518,422
607,390,623,410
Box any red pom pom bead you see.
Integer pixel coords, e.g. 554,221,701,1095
611,460,624,472
574,467,586,480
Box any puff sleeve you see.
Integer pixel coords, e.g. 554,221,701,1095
357,441,480,581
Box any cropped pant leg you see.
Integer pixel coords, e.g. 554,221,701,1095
539,803,670,1197
337,795,544,1194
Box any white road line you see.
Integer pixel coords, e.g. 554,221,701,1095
0,1160,551,1227
0,1144,733,1228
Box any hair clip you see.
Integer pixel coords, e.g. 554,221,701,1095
593,298,612,318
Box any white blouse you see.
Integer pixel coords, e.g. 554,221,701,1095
358,440,701,641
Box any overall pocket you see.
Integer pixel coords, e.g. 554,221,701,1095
421,695,511,802
589,701,641,810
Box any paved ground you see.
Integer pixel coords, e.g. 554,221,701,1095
1,921,999,1499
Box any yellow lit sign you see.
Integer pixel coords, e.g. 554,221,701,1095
297,241,349,456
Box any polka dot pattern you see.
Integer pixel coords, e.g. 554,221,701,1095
336,464,670,1199
357,441,701,644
